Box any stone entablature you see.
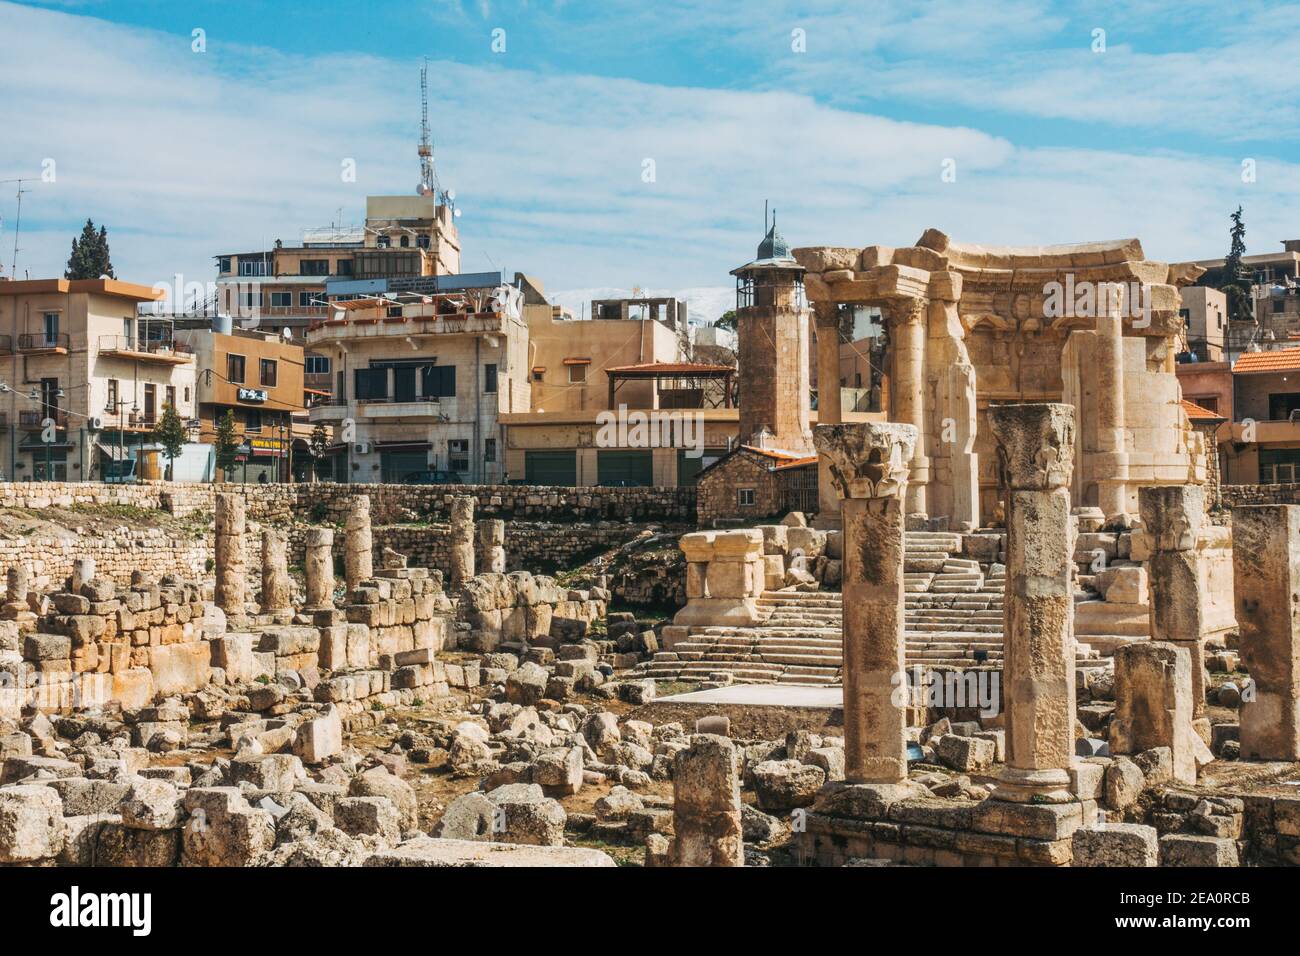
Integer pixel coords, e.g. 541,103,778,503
793,230,1208,529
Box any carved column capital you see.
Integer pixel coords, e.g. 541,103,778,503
814,422,917,500
988,403,1075,491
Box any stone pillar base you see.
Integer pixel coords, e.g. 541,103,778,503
992,766,1075,804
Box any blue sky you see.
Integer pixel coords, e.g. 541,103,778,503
2,0,1297,320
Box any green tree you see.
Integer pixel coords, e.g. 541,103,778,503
308,423,329,481
214,409,240,480
1220,206,1253,326
715,310,737,332
64,219,116,280
151,402,187,480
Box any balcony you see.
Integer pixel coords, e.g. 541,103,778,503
19,409,69,430
18,333,69,354
1228,419,1300,446
356,396,454,421
97,335,194,365
305,311,508,347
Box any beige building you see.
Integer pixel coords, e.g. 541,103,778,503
502,295,736,486
305,280,528,484
0,279,197,481
1178,286,1227,363
211,193,462,400
189,323,309,483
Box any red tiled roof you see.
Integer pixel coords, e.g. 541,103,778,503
737,444,803,462
604,362,734,375
773,455,818,471
1234,347,1300,374
1180,399,1224,422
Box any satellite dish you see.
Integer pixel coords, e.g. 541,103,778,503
99,273,111,280
453,207,462,218
282,327,292,340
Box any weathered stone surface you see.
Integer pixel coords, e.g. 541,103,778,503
364,836,616,867
0,785,65,862
751,759,826,812
1072,823,1158,866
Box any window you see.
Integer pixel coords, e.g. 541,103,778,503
1190,396,1218,413
122,318,134,343
377,235,391,249
737,488,756,507
355,368,388,401
305,354,331,375
218,256,232,274
227,354,246,384
106,378,118,411
1274,298,1286,314
420,364,455,398
43,312,59,344
399,235,410,248
165,385,176,410
270,291,292,308
299,291,317,308
336,259,353,276
484,438,497,463
239,259,268,277
1179,308,1191,326
184,386,190,403
244,408,263,431
484,363,498,393
260,358,278,387
300,259,330,276
240,290,263,308
449,439,470,473
568,363,587,384
532,369,544,382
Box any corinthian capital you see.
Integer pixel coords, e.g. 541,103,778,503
814,422,917,500
988,403,1075,491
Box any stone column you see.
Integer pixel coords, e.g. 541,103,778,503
260,529,292,615
668,734,743,867
214,492,246,618
6,566,28,604
814,303,845,522
1110,642,1199,785
814,421,916,785
988,403,1077,803
1095,309,1130,524
886,299,928,517
344,495,372,592
926,278,979,531
1138,485,1209,720
70,557,95,593
1233,505,1300,760
449,496,476,588
303,528,335,609
479,519,506,573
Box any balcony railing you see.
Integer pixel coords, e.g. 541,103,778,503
98,335,193,357
19,409,69,429
18,332,70,352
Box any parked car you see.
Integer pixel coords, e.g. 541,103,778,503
400,470,459,485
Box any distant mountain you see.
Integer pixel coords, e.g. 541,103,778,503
548,286,735,326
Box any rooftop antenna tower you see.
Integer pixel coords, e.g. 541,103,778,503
418,59,437,198
2,178,28,278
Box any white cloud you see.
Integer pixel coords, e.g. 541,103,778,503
0,0,1296,303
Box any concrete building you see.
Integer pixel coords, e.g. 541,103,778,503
1188,240,1300,360
189,323,309,483
501,294,734,487
0,279,197,481
1222,347,1300,484
305,277,528,484
1177,286,1227,363
211,193,462,400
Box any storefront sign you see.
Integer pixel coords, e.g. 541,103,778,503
238,388,268,403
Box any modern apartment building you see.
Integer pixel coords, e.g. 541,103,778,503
187,321,309,483
0,279,197,480
305,273,528,484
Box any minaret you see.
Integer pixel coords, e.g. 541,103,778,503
729,216,813,454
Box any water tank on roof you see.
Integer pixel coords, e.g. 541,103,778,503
212,314,233,335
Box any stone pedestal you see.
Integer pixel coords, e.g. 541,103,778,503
1233,505,1300,760
7,566,28,604
260,529,292,615
672,530,765,628
344,496,373,593
1110,641,1201,785
668,734,743,867
814,421,916,784
1138,485,1210,719
214,493,246,619
479,519,506,574
70,557,96,593
449,497,475,588
304,528,335,609
988,403,1077,803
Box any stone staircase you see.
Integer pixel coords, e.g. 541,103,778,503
640,532,1032,687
